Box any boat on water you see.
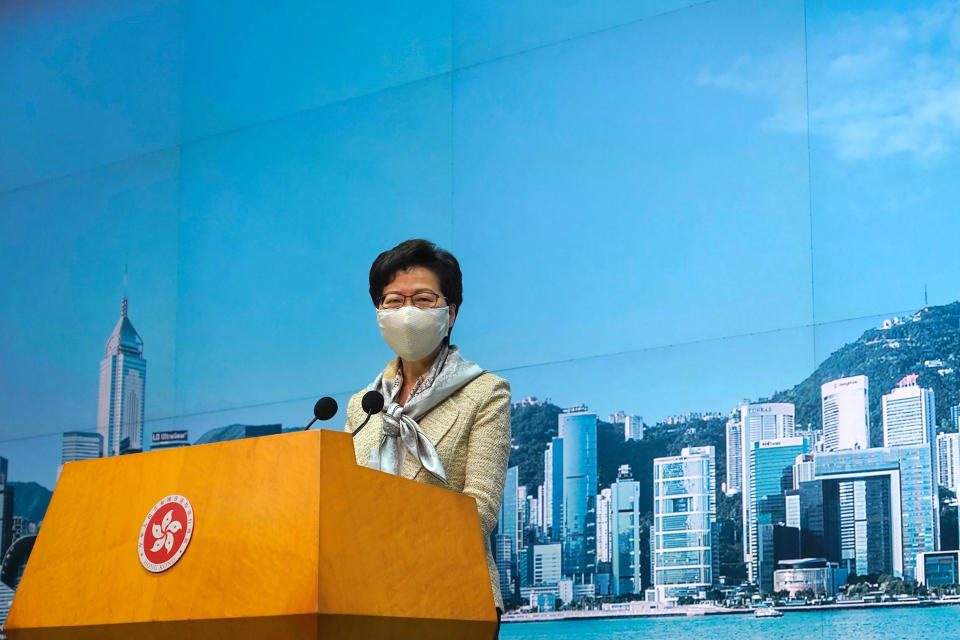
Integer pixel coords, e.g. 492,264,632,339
754,607,783,618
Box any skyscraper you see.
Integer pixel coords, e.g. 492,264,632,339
748,437,809,584
610,465,643,595
725,414,742,496
97,297,146,457
882,375,938,542
815,445,938,579
937,432,960,492
739,403,795,570
822,375,873,575
495,466,520,600
559,409,597,578
596,488,612,565
653,446,716,602
498,466,519,555
882,376,935,451
821,375,870,451
543,437,564,542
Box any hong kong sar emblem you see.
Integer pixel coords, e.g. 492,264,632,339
138,494,195,573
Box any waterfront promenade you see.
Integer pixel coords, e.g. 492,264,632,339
501,597,960,624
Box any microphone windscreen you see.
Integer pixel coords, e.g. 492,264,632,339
361,390,385,415
313,396,338,421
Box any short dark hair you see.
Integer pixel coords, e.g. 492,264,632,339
368,239,463,310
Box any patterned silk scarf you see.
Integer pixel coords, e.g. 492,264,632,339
366,343,484,483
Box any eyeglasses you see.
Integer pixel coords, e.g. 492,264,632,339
377,290,446,309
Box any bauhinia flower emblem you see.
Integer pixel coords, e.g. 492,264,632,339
150,509,183,554
138,494,195,573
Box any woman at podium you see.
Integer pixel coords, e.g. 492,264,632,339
344,238,510,636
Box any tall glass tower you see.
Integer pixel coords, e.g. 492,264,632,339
739,403,795,571
97,297,146,457
748,437,809,584
610,465,643,595
543,437,564,542
559,409,597,578
495,466,519,599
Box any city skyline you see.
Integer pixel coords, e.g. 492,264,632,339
3,299,960,492
487,362,955,607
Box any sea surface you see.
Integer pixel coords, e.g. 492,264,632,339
499,606,960,639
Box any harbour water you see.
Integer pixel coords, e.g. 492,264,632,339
500,606,959,639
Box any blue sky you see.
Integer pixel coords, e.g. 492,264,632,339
2,0,959,489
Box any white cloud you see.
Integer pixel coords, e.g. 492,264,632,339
698,1,960,162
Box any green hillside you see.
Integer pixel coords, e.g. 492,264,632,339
8,481,53,526
770,302,960,442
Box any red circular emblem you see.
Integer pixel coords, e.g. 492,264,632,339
138,494,194,573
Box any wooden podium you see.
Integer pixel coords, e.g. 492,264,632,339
4,430,497,639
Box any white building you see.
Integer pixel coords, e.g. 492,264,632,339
883,375,935,449
653,446,716,602
822,375,870,451
624,415,644,441
882,375,937,507
596,488,612,564
739,403,795,572
937,432,960,492
532,543,562,585
793,452,815,488
97,298,146,456
724,414,742,496
58,431,104,479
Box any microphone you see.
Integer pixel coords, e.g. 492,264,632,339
302,396,338,431
351,390,385,436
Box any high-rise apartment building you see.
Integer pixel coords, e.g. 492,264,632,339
653,446,716,601
559,409,597,577
97,298,146,456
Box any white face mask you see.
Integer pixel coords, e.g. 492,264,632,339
376,305,450,361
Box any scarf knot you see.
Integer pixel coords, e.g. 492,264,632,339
365,344,484,484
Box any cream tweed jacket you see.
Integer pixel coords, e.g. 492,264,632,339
343,359,512,612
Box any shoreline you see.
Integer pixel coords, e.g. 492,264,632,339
501,598,960,624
